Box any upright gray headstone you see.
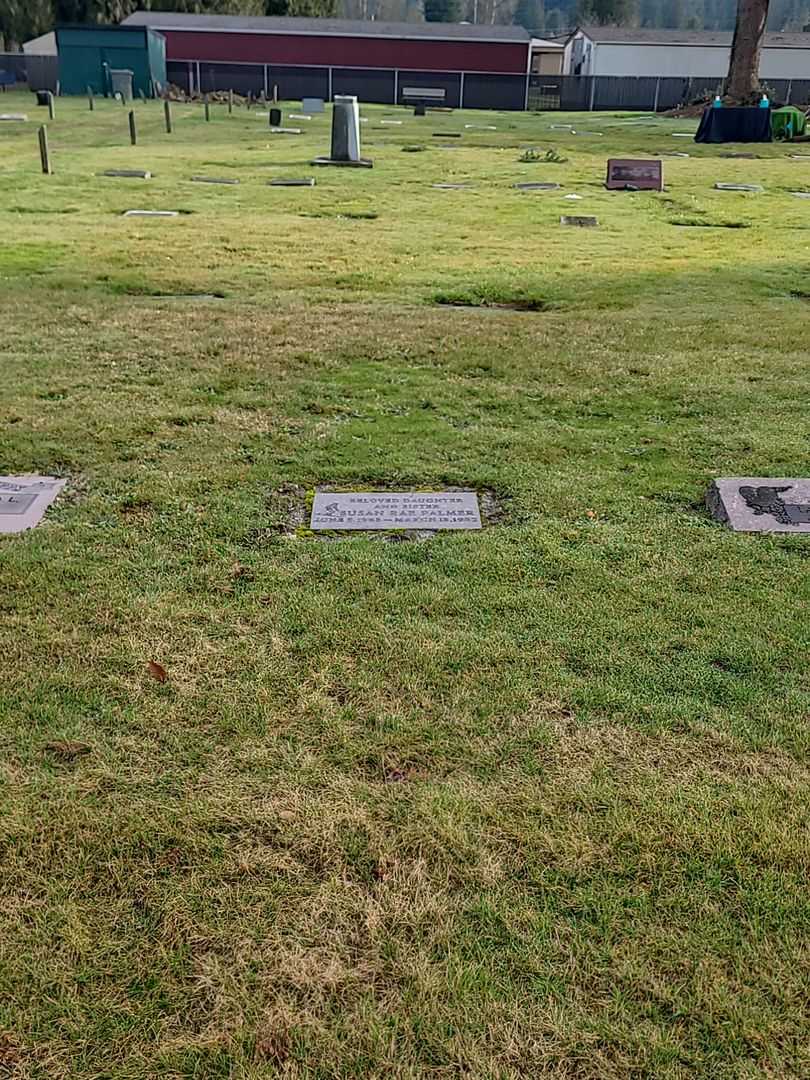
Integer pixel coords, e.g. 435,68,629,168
312,95,372,168
302,97,325,114
707,478,810,532
332,95,361,162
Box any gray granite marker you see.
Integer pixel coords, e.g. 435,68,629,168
0,476,66,535
101,169,152,179
302,97,325,113
123,210,178,217
190,176,239,184
269,177,315,186
0,114,27,121
707,478,810,532
312,95,372,167
513,181,560,190
561,215,598,226
715,182,764,192
311,491,481,530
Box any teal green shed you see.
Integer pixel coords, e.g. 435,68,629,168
56,25,166,98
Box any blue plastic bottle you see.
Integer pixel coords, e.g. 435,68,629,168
713,95,723,108
759,93,770,108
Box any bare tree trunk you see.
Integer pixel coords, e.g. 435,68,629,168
725,0,770,102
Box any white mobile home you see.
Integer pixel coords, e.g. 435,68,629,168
565,26,810,80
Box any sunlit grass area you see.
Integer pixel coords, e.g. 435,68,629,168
1,91,809,1079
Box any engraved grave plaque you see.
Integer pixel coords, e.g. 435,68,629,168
606,159,663,191
0,475,66,534
707,478,810,533
311,491,481,531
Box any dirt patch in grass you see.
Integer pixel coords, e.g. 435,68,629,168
670,218,750,229
106,281,226,299
302,210,379,221
433,285,552,312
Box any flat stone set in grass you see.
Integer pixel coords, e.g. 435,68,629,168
0,476,66,535
707,479,810,532
310,491,482,531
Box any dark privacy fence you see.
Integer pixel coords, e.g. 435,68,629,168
168,60,528,110
6,54,809,112
0,53,58,91
528,74,810,111
169,62,810,111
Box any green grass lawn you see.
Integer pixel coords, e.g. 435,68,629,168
1,91,810,1079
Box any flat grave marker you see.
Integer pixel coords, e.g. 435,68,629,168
269,177,315,186
715,182,764,192
190,176,239,185
514,181,560,191
432,182,473,189
708,478,810,533
123,210,179,217
0,475,66,535
288,114,312,121
561,214,598,226
270,127,302,135
0,114,27,121
432,132,461,138
791,191,810,198
101,169,151,179
606,158,663,191
311,491,482,531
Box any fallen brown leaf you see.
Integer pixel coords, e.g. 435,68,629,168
147,660,168,684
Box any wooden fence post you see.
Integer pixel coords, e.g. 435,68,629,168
38,125,52,174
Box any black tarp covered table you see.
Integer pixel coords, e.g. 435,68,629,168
695,106,772,143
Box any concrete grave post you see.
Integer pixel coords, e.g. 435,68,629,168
331,95,361,162
312,95,372,167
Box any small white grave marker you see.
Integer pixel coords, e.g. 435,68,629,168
123,210,179,217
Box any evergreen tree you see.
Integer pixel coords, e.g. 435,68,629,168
424,0,461,20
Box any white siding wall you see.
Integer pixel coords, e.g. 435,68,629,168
567,34,810,79
593,43,729,77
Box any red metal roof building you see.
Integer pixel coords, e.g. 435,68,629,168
120,13,532,109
